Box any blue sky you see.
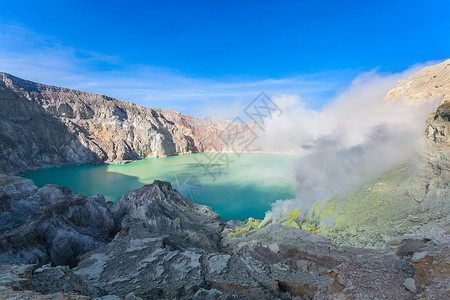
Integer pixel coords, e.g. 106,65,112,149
0,0,449,118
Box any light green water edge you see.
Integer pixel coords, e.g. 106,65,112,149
25,153,297,220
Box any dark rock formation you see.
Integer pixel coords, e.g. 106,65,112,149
0,174,119,267
0,174,39,233
113,180,223,251
0,72,262,174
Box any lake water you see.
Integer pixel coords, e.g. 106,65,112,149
25,153,297,220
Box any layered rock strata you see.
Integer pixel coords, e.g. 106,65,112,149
0,72,261,174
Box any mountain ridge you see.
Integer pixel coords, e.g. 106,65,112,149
0,61,448,299
0,72,262,174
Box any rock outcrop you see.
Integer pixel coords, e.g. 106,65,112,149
0,174,119,267
386,58,450,104
0,72,261,174
113,181,223,251
386,58,450,147
1,175,448,299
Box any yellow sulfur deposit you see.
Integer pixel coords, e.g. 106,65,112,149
280,209,302,228
280,204,332,233
226,204,336,238
226,217,262,238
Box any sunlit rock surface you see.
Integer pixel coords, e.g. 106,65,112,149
385,58,450,104
0,72,261,174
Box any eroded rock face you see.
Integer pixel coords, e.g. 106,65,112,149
113,180,223,251
385,58,450,148
426,101,450,147
0,175,119,267
0,263,92,300
74,208,336,299
385,58,450,104
0,72,262,174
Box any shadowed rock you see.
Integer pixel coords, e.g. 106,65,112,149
0,177,119,267
113,180,223,251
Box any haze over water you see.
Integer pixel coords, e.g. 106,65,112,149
25,153,296,220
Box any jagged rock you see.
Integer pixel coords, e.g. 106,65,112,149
72,182,336,299
426,101,450,147
113,180,223,251
0,176,447,299
0,264,91,299
0,264,35,292
0,174,40,233
314,255,415,299
29,264,105,297
0,173,38,196
226,224,421,300
0,72,262,174
0,178,119,267
73,181,226,298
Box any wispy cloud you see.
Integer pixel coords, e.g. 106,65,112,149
0,22,355,118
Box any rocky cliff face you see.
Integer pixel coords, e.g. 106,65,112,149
0,72,261,174
386,58,450,148
386,59,450,105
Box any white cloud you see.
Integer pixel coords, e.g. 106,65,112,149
0,22,352,118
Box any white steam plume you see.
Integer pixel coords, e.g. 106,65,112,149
261,66,441,223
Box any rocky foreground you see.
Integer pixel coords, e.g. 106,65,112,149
0,174,448,300
0,61,449,299
0,72,261,174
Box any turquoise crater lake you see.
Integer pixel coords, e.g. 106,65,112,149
25,153,297,220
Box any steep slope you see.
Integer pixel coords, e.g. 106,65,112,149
316,59,450,248
0,72,261,174
386,58,450,104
